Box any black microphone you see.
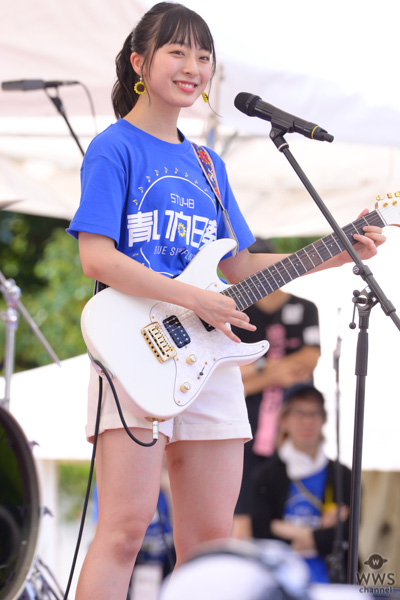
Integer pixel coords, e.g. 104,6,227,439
1,79,79,91
234,92,334,142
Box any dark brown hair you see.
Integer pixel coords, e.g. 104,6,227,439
277,384,327,447
112,2,216,119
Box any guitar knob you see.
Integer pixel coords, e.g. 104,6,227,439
180,382,191,393
186,354,197,365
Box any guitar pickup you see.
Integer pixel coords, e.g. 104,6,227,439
200,318,214,332
163,315,190,348
142,322,177,363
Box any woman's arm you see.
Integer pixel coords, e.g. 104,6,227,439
219,209,386,285
78,232,256,343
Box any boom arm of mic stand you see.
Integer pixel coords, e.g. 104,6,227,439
44,89,85,157
268,124,400,584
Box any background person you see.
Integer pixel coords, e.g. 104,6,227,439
232,239,321,539
250,383,351,583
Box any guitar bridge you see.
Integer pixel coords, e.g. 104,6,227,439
141,322,177,363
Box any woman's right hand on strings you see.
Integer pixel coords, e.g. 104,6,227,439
190,288,256,343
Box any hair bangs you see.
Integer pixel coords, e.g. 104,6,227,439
152,6,215,70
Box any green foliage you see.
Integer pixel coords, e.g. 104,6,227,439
0,212,67,289
270,236,319,254
58,461,94,521
0,212,93,371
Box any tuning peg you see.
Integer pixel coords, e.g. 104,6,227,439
376,192,400,202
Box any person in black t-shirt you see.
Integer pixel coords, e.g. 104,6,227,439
232,240,321,539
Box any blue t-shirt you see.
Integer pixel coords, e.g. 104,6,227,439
284,468,330,584
67,119,254,278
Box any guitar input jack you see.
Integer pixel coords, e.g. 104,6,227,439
152,419,159,440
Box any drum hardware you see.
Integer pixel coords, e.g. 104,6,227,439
0,406,41,600
0,271,63,599
18,557,64,600
0,270,61,411
0,505,20,569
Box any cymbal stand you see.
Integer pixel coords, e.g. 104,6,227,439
0,269,61,410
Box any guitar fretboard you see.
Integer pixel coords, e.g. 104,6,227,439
222,210,384,311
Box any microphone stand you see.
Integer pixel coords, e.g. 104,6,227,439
267,125,400,584
326,322,346,583
44,88,85,157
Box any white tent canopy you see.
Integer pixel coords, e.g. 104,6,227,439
1,0,400,229
2,0,400,137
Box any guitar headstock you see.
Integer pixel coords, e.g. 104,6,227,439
375,191,400,227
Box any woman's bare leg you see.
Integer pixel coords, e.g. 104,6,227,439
166,439,244,566
75,428,167,600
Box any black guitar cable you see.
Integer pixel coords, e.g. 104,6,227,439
92,358,159,448
62,359,159,599
62,375,103,600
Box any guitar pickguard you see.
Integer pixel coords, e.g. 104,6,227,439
147,289,268,410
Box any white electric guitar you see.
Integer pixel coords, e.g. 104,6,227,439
81,196,400,420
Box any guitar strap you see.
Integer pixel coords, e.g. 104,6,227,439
191,142,238,256
291,478,324,512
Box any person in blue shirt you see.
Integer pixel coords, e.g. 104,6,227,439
67,3,385,598
250,383,351,583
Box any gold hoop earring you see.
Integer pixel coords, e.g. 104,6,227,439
134,77,146,95
202,91,209,103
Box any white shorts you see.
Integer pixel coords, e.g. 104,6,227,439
86,363,251,444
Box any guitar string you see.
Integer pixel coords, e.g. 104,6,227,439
159,211,385,340
226,212,382,309
160,217,361,333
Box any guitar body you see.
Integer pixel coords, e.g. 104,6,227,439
81,238,269,420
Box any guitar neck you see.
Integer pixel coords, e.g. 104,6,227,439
223,210,385,311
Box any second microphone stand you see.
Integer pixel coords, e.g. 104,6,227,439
44,87,85,157
268,125,400,584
